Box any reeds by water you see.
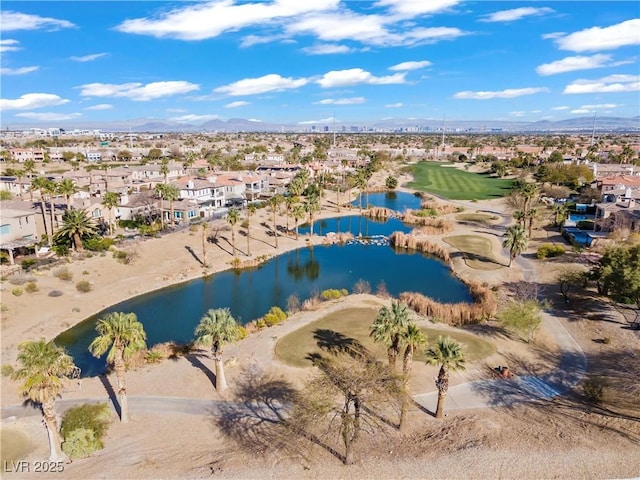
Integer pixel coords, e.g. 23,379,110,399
420,201,458,215
401,213,453,233
389,231,451,263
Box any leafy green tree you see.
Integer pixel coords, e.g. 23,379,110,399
194,308,242,392
55,208,98,251
425,336,467,419
227,207,240,257
369,300,411,369
12,339,76,461
557,266,587,303
592,243,640,308
497,300,544,343
503,224,528,267
88,312,147,423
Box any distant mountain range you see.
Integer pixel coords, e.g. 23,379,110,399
4,116,639,134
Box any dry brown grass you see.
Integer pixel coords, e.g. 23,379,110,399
420,201,458,215
400,279,497,326
389,231,451,263
401,213,453,233
363,207,397,220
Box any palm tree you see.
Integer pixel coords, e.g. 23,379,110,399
502,223,528,267
88,312,147,423
23,159,36,202
32,177,54,241
12,339,76,461
14,167,25,200
513,209,526,228
527,207,539,238
399,322,427,432
193,308,242,392
304,195,320,236
55,209,98,251
154,183,166,230
425,336,466,419
163,185,180,227
292,204,305,240
226,207,240,257
43,180,59,236
284,195,297,233
267,194,284,249
369,301,410,369
57,178,77,210
246,204,256,256
102,191,120,236
201,222,209,268
160,159,170,184
552,203,568,227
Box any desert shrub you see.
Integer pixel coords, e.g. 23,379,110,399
11,287,23,296
255,318,267,329
144,350,164,364
602,337,611,345
1,364,14,377
112,249,135,264
536,243,566,259
286,293,301,314
353,279,371,294
54,267,73,281
48,290,63,297
583,376,606,404
188,224,199,232
263,306,287,327
82,270,90,275
21,259,37,271
321,289,345,300
237,325,249,340
25,282,39,293
76,280,92,293
53,244,70,256
61,403,110,458
62,428,102,459
84,236,114,252
376,281,390,298
8,274,35,285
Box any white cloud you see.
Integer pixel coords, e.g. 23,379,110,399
314,97,366,105
299,116,335,125
116,0,338,40
0,39,21,53
317,68,406,88
389,60,431,71
510,111,527,117
214,74,309,96
70,53,108,62
480,7,554,23
385,103,404,108
248,118,263,122
0,93,70,111
301,44,353,55
374,0,460,17
580,103,618,109
85,104,113,111
554,19,640,52
563,74,640,94
570,109,590,114
1,11,75,31
224,101,250,108
551,106,569,110
0,66,39,75
536,54,613,76
453,87,549,99
169,114,221,123
15,112,82,121
78,81,200,100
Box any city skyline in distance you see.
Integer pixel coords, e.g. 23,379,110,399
1,1,638,127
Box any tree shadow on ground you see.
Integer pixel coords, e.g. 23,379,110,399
185,350,218,390
312,329,370,359
98,373,121,419
450,250,505,269
184,245,203,266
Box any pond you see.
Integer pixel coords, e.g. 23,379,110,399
298,215,411,237
352,191,423,212
56,235,472,377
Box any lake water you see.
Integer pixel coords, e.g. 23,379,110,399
299,215,411,237
352,191,423,211
56,230,472,377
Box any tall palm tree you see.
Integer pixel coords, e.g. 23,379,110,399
284,195,297,233
202,222,209,268
102,191,120,235
267,194,283,249
43,180,59,236
399,322,427,432
527,207,539,238
154,183,166,230
226,207,240,257
552,203,568,226
292,204,305,240
57,178,77,210
513,209,526,228
88,312,147,423
246,204,256,256
55,209,98,251
304,195,320,236
425,336,466,419
160,159,170,184
12,339,76,461
502,223,528,267
32,177,54,241
163,185,180,226
369,300,410,369
193,308,242,392
14,167,25,200
23,159,36,202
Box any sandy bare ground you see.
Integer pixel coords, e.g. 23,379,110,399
2,182,640,479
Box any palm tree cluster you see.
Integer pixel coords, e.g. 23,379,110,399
370,301,467,424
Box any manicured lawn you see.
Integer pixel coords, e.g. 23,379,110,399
444,235,505,270
275,307,495,368
456,213,500,224
407,162,514,200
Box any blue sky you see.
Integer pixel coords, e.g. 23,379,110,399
1,1,638,127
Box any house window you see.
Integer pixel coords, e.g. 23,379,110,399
0,224,10,235
92,208,101,218
188,210,197,218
